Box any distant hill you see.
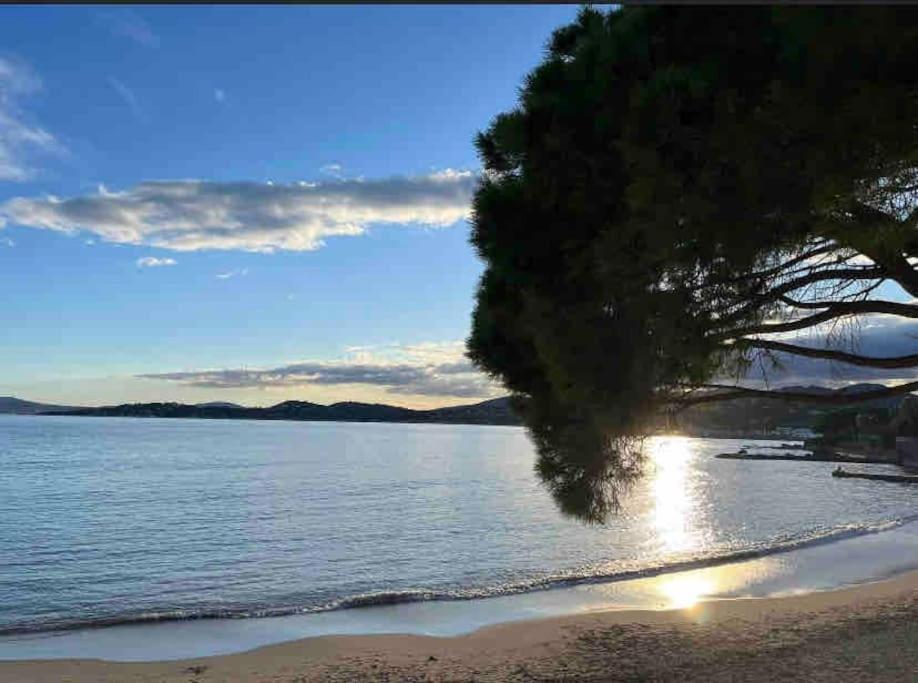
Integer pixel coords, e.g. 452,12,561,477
423,397,519,424
41,396,522,426
11,384,914,433
0,396,78,415
674,383,912,435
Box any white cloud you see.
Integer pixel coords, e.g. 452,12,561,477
320,163,343,178
0,57,61,181
139,341,503,399
0,170,477,253
214,88,226,104
136,256,176,268
216,267,247,280
108,77,146,123
97,9,160,48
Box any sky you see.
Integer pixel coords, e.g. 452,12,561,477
0,5,913,409
0,5,582,408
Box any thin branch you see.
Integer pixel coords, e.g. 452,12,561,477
712,300,918,341
686,242,838,293
712,266,886,331
665,380,918,407
736,338,918,369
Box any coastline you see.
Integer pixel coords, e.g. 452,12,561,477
4,424,917,679
3,508,918,667
3,569,918,682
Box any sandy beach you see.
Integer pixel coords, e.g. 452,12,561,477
3,569,917,682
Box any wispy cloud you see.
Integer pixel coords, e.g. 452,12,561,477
107,77,147,123
139,341,502,399
0,236,13,247
216,267,247,280
0,57,61,181
320,163,344,179
0,169,476,253
214,88,226,104
97,9,160,48
136,256,176,268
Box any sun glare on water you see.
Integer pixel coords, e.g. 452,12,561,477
639,437,782,611
649,436,714,609
650,436,699,554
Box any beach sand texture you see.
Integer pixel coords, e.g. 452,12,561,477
3,569,917,682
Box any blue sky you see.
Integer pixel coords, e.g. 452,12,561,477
0,5,581,407
1,5,913,409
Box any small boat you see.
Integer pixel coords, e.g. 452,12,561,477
832,468,918,484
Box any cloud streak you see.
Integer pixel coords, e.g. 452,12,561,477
0,170,476,253
97,9,160,47
108,77,147,122
136,256,176,268
138,342,502,399
320,163,343,179
0,57,61,181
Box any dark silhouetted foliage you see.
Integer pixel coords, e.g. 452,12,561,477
468,6,918,522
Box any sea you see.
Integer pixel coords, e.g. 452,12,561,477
2,414,917,661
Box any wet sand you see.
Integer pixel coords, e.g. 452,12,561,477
3,569,918,682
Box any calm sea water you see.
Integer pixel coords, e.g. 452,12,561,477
1,414,917,638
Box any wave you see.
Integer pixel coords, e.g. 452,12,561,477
3,514,917,638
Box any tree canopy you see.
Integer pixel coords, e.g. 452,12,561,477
467,6,918,522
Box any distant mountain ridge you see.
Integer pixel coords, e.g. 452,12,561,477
0,397,78,415
4,383,913,431
37,396,521,426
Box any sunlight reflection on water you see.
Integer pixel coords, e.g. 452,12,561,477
650,436,699,554
4,419,918,641
584,557,784,610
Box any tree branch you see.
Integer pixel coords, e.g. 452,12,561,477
699,242,838,290
737,338,918,369
711,266,886,331
834,202,918,297
666,380,918,407
712,300,918,341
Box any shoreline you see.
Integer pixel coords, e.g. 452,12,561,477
0,516,898,639
3,569,918,681
3,515,918,666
